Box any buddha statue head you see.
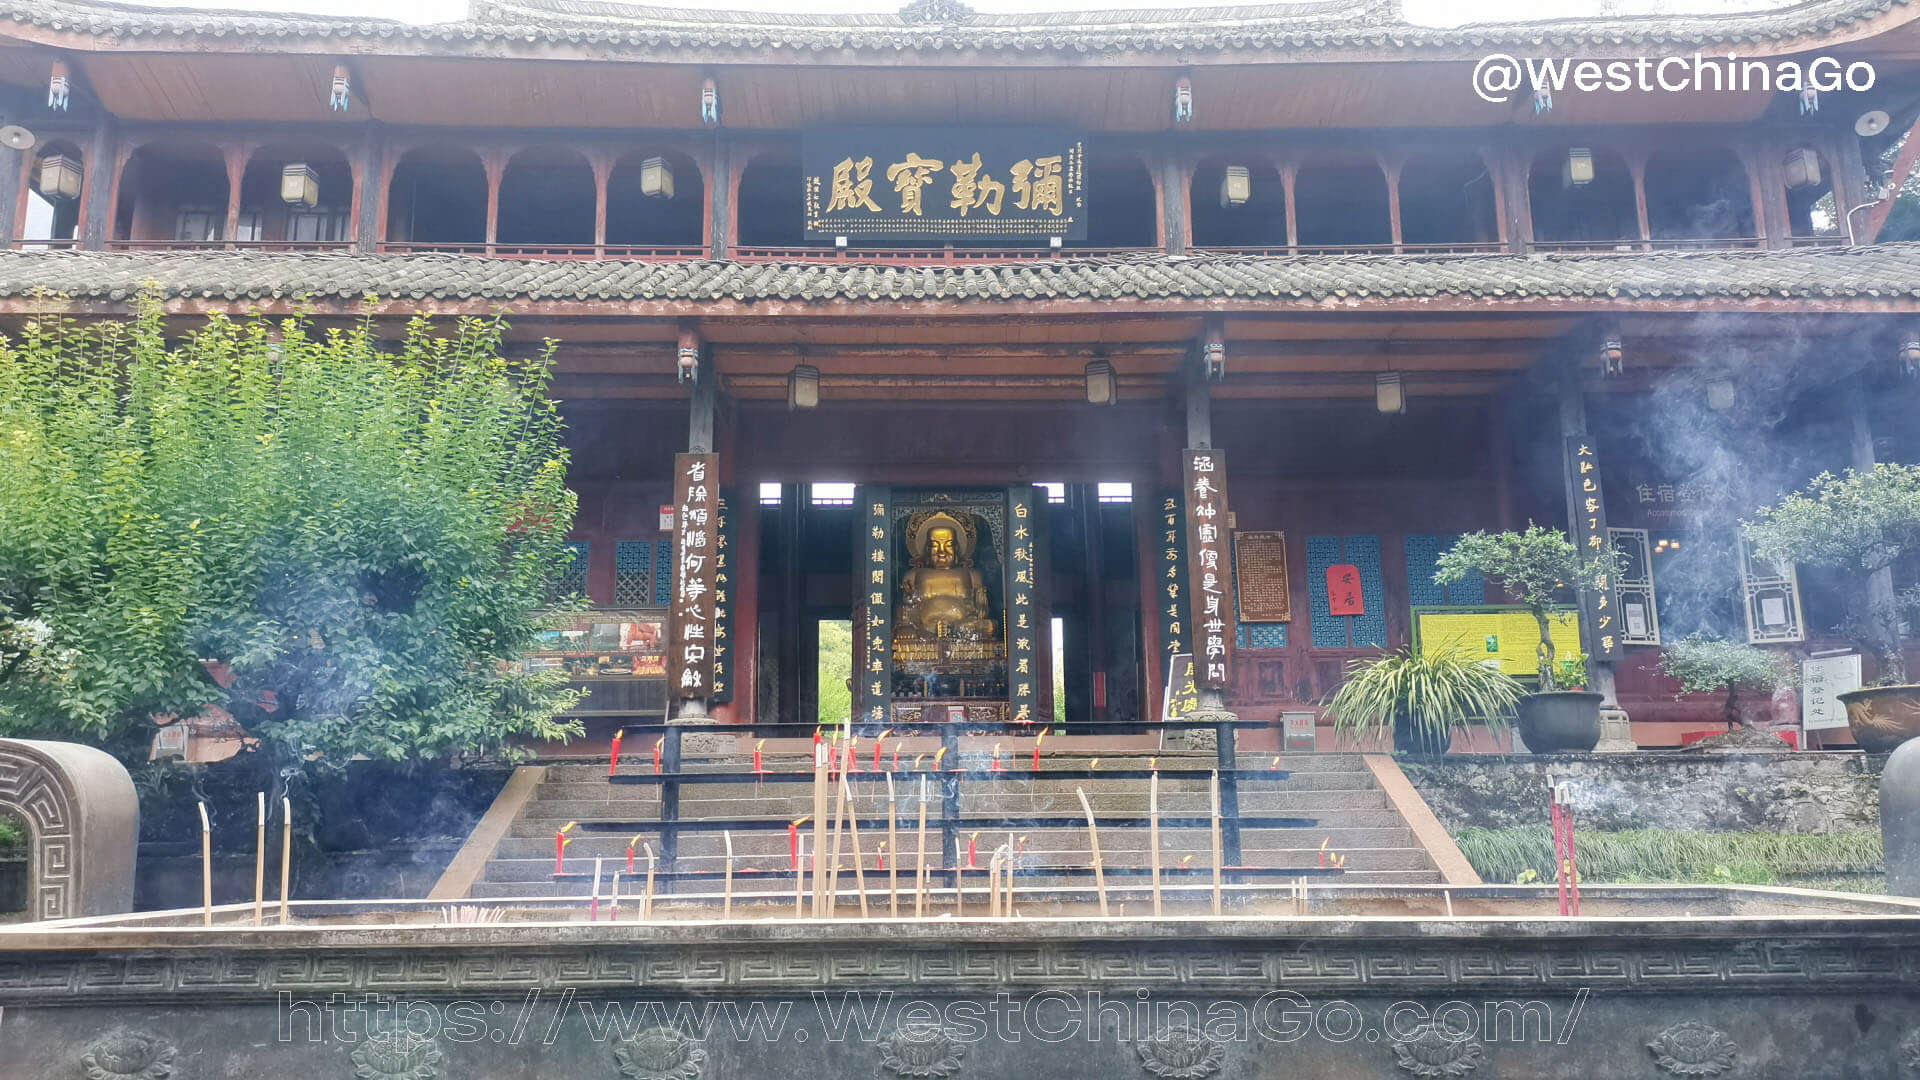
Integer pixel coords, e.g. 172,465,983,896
908,511,975,568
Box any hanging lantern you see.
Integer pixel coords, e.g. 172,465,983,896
1375,372,1407,415
640,156,676,200
280,162,320,207
701,77,720,126
1799,86,1820,115
1172,76,1193,125
1899,338,1920,378
1084,359,1116,406
47,61,70,111
1600,337,1624,377
1531,84,1553,115
788,364,820,410
1563,147,1594,188
1219,165,1250,208
35,153,82,202
1783,147,1822,190
677,326,700,385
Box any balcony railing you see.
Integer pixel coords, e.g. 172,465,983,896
728,244,1162,263
1530,236,1767,254
10,238,83,250
1190,241,1510,257
376,242,709,259
103,239,355,253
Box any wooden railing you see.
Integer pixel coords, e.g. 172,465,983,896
102,239,354,253
1191,241,1511,257
728,244,1162,263
376,241,709,259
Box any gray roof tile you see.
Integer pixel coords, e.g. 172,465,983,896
4,246,1920,309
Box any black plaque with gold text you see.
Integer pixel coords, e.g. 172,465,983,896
668,453,719,699
1183,449,1235,690
804,127,1087,242
1232,530,1292,624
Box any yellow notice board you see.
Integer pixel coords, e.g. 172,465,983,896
1414,609,1582,677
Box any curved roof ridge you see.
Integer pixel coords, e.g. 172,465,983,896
472,0,1402,31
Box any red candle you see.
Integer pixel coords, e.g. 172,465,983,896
991,743,1003,771
874,729,891,772
877,842,887,871
753,739,766,774
1319,838,1330,869
609,729,625,776
653,737,664,774
893,745,901,771
968,832,979,869
1032,730,1046,771
555,822,576,875
789,816,809,870
626,833,639,874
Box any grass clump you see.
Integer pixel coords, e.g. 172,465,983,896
1453,826,1883,887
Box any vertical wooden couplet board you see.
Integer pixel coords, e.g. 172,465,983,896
668,453,720,700
1157,490,1190,664
1562,436,1624,664
1183,448,1235,691
1005,486,1040,722
710,491,735,705
858,486,894,726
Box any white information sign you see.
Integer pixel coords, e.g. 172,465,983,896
1801,653,1862,732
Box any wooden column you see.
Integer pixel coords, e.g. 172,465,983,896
1745,147,1786,250
1159,152,1188,254
1628,152,1652,250
1079,489,1108,723
1184,326,1229,717
353,124,381,253
483,153,506,255
720,478,762,725
707,135,731,259
1384,156,1404,252
676,326,719,723
1281,164,1298,252
1558,368,1631,746
1848,379,1897,665
1502,146,1533,252
591,152,611,256
778,483,803,726
222,146,247,247
1133,486,1164,724
81,119,116,250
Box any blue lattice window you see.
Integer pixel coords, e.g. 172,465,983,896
1308,535,1386,649
554,540,589,600
614,540,654,606
653,539,674,605
1405,534,1485,607
1236,623,1288,649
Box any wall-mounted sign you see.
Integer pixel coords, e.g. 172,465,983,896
1183,449,1235,690
1006,485,1040,722
858,485,894,725
803,127,1087,242
1233,530,1292,623
1325,563,1364,617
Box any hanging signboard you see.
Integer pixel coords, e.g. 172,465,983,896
667,453,719,699
1802,653,1861,732
1006,485,1041,722
803,127,1087,242
1233,530,1292,623
1184,448,1236,690
709,492,735,705
858,486,894,726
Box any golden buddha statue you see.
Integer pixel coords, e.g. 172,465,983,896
898,511,996,641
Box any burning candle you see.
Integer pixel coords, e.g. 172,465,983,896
968,832,979,869
934,746,948,772
1017,835,1027,855
608,728,625,776
753,738,766,774
892,744,901,771
1319,837,1330,869
914,753,926,772
1090,758,1100,771
875,729,892,771
555,821,577,875
652,736,664,774
1271,756,1281,771
1149,756,1157,774
1033,730,1046,771
1179,855,1194,870
877,841,887,871
991,743,1003,771
845,736,858,776
789,816,809,870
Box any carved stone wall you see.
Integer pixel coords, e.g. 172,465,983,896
0,739,137,919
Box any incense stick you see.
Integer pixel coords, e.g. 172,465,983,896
1076,788,1108,916
886,773,900,919
915,776,930,918
826,754,848,917
1210,771,1225,916
1149,772,1162,916
253,792,266,926
723,830,735,920
811,738,829,917
842,776,869,918
279,796,292,924
198,801,213,926
642,843,657,921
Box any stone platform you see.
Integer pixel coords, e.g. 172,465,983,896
4,885,1919,1078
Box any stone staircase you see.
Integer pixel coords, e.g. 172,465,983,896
447,752,1464,899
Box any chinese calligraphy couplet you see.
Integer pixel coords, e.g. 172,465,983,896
1006,485,1039,724
1563,436,1624,663
859,486,895,726
668,453,720,699
1184,449,1236,691
1158,490,1190,660
710,493,734,705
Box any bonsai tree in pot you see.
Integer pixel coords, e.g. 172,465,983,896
1745,463,1920,752
1658,634,1792,746
1323,645,1523,756
1434,525,1620,753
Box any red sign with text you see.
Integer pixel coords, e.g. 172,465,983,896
1326,564,1365,616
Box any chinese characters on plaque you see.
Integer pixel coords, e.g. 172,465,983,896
668,453,719,698
1006,485,1039,722
709,493,734,705
1564,436,1624,663
860,486,894,725
1325,563,1365,617
1232,530,1292,623
1160,653,1200,723
1184,449,1236,690
803,128,1087,241
1158,490,1189,661
1801,653,1861,732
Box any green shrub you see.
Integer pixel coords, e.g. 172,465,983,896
1453,826,1883,886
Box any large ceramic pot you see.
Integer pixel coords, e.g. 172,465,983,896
1391,712,1453,756
1839,685,1920,754
1515,691,1603,754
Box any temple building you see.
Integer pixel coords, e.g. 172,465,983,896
6,0,1920,752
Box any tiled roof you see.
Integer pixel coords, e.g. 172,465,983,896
6,246,1920,308
2,0,1911,56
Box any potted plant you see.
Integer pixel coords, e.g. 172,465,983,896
1323,645,1523,755
1745,463,1920,752
1658,634,1793,748
1434,525,1619,753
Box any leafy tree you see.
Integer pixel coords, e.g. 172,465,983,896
1659,634,1787,729
1434,525,1618,690
0,294,582,772
1745,464,1920,683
